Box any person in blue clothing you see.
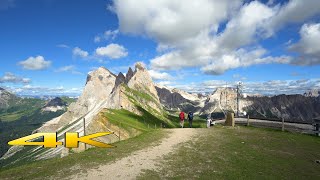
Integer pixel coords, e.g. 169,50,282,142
187,111,194,128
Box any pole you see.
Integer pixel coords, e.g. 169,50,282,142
247,115,250,126
119,90,121,108
225,82,227,108
282,117,285,132
237,84,239,117
83,118,86,150
119,123,121,141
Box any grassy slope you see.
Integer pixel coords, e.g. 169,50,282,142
0,110,65,163
0,130,166,180
0,98,45,122
138,126,320,180
0,97,74,161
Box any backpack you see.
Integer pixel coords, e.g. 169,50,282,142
179,112,184,120
189,112,193,120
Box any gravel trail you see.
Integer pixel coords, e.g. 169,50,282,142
70,128,196,180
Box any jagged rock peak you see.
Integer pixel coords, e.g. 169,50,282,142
304,89,320,97
125,67,134,84
135,62,146,72
115,72,126,88
86,67,116,84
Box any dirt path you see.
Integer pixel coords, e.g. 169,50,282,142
70,128,196,180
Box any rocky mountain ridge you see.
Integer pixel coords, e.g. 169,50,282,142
156,85,320,123
1,62,167,164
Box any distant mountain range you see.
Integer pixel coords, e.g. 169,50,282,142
0,88,76,160
156,85,320,123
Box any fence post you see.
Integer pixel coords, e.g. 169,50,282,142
247,115,250,126
83,118,86,150
119,123,121,141
282,117,285,132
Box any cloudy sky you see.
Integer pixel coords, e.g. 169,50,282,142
0,0,320,96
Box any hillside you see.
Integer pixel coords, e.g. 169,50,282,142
0,126,319,179
0,63,176,167
0,93,74,159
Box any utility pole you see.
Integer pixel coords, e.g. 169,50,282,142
236,82,242,117
225,82,228,109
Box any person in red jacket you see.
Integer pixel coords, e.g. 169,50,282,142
179,111,185,128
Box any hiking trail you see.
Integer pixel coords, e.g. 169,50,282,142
70,128,196,180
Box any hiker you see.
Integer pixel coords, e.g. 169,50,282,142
187,111,194,128
179,111,185,128
207,114,211,128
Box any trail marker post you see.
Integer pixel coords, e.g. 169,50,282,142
83,118,86,150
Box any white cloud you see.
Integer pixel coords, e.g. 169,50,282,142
113,0,241,44
157,81,173,86
18,56,51,70
55,65,83,75
13,85,82,96
269,0,320,31
72,47,89,58
148,70,173,80
289,23,320,65
56,44,70,49
166,78,320,95
94,29,119,43
0,72,30,84
111,0,320,74
201,48,292,75
95,43,128,59
217,1,275,50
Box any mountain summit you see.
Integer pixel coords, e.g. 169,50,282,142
2,63,166,162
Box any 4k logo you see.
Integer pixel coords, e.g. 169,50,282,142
8,132,114,148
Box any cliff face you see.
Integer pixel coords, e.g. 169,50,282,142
0,88,20,109
155,85,205,113
244,94,320,123
156,86,319,123
2,63,165,163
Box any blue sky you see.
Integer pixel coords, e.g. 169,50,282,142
0,0,320,96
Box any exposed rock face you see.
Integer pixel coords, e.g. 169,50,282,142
44,97,66,107
125,67,134,84
114,72,126,89
0,88,19,109
244,94,320,123
2,63,165,162
41,97,67,112
304,89,320,97
156,85,319,123
128,63,158,99
155,85,204,113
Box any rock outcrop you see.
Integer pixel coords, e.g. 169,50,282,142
41,97,67,112
2,63,164,162
155,85,205,113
